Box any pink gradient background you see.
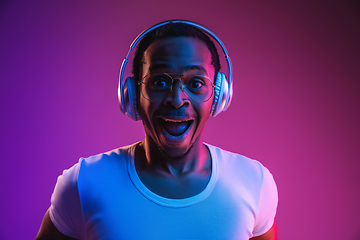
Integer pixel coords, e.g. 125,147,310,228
1,1,359,239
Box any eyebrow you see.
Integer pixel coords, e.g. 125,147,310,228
185,65,207,74
148,64,208,74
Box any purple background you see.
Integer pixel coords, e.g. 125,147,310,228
1,1,359,239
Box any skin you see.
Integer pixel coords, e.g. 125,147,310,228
135,37,277,239
35,209,77,240
35,36,277,240
135,37,215,199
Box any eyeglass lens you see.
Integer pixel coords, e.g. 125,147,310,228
140,73,214,102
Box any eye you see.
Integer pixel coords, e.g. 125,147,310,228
188,77,205,90
148,76,171,90
153,79,168,87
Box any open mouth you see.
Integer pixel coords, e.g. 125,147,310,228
159,118,194,136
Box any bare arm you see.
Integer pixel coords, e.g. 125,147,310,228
250,221,278,240
35,208,77,240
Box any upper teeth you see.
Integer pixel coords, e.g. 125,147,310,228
163,119,187,123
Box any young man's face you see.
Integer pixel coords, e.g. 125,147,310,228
138,37,215,158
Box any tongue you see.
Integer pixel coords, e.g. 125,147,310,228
161,120,190,136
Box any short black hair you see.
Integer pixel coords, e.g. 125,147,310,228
132,22,221,82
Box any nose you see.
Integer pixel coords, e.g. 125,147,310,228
163,80,191,108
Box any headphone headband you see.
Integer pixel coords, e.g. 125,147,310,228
119,20,233,119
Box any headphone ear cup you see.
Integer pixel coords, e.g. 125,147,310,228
121,77,141,121
211,72,229,117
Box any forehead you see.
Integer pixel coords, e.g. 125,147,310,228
142,37,214,75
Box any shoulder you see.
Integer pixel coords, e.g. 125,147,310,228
78,142,138,169
206,143,277,194
52,142,138,200
206,144,278,237
83,142,137,163
206,143,268,176
76,143,139,194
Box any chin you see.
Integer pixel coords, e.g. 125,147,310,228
158,135,193,158
159,143,193,159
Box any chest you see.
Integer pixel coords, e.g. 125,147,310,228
79,173,255,240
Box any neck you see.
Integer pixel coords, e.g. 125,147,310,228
138,135,210,177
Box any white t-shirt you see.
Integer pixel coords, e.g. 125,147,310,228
49,143,278,240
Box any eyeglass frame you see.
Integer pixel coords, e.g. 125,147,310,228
138,72,215,103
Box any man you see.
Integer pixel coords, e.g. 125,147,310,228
36,21,278,240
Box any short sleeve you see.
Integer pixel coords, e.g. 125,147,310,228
49,160,85,239
252,165,278,237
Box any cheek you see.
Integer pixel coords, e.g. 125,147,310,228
138,98,158,128
204,96,215,115
138,99,150,122
196,101,213,124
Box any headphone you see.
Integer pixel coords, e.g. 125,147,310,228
118,20,233,121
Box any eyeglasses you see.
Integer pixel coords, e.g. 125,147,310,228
139,73,215,102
